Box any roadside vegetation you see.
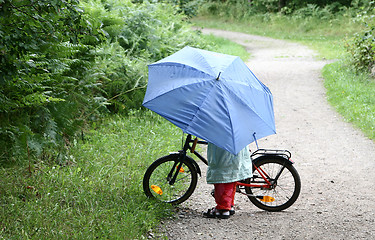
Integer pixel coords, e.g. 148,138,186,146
1,0,374,239
0,40,247,239
0,0,248,237
0,0,209,166
0,111,181,239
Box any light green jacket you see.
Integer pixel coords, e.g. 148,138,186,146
206,143,253,184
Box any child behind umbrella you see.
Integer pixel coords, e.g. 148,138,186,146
203,143,252,219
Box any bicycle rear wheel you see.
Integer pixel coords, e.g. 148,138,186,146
245,157,301,212
143,154,198,205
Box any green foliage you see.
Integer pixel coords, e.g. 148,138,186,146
0,112,182,239
0,0,209,165
199,0,255,19
80,0,209,112
346,5,375,73
167,0,202,17
0,0,105,164
288,0,352,12
196,1,370,62
292,4,337,19
133,0,202,18
252,0,280,13
199,0,362,17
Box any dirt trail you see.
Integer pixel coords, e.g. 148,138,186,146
156,28,375,239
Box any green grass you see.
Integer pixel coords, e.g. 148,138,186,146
0,111,183,239
202,33,250,61
193,14,361,60
323,61,375,139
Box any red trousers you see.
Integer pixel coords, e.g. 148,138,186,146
214,182,237,211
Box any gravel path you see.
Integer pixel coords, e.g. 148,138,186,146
155,28,375,239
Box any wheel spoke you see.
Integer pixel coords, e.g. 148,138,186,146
143,155,198,204
245,158,301,211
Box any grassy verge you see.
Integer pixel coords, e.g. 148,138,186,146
323,61,375,139
193,15,361,60
202,33,250,60
0,111,182,239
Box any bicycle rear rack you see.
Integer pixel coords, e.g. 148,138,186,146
251,149,292,160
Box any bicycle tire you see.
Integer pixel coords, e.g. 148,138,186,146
143,154,198,205
245,157,301,212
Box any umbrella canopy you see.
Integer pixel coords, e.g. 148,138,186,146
143,46,276,155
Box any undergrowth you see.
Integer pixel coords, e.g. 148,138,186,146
0,112,182,239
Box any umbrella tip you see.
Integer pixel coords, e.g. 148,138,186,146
216,72,221,80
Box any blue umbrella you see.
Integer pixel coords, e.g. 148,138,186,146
143,46,276,155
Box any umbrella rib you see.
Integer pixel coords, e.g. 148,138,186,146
186,82,237,153
143,78,214,106
150,62,216,78
184,81,216,133
225,83,276,133
189,47,223,76
219,84,237,153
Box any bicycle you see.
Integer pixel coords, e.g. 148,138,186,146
143,134,301,212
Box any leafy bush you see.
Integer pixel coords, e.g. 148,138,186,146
132,0,202,18
81,0,209,112
199,0,360,18
0,0,104,164
199,0,255,19
292,4,335,20
346,6,375,73
168,0,202,17
0,0,209,164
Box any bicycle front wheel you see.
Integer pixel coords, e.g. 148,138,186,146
143,154,198,205
245,157,301,212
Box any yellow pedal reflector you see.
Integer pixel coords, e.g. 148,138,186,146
261,196,275,202
177,166,185,173
151,185,163,195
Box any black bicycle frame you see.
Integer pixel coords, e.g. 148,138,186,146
168,134,294,186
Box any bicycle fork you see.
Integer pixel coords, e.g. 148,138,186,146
167,134,194,185
167,153,185,185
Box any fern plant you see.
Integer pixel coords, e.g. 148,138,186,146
0,0,105,164
80,0,209,113
0,0,209,165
